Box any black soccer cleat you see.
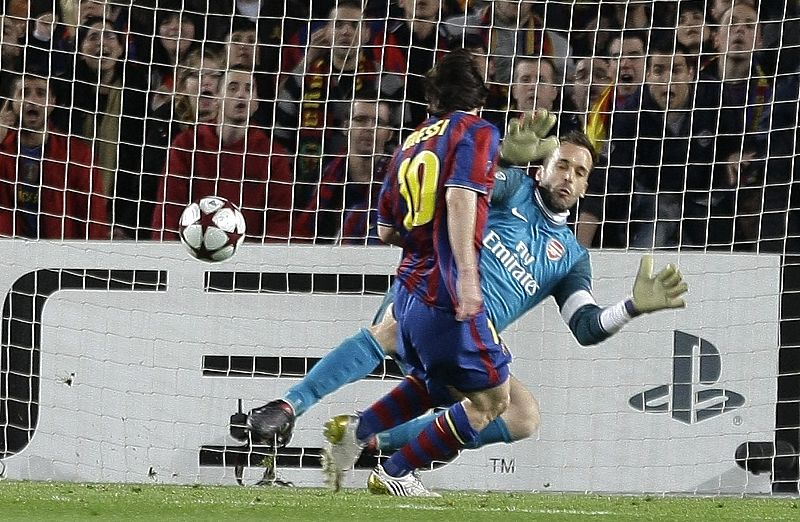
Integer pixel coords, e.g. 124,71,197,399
246,399,296,447
229,399,249,442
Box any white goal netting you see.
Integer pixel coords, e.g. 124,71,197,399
0,0,798,493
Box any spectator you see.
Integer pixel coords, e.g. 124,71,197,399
201,1,309,126
585,31,647,151
117,49,224,239
606,31,646,109
275,0,377,207
23,3,73,79
582,42,717,249
443,0,573,84
152,67,294,241
376,0,454,129
512,58,565,119
69,17,148,229
74,0,126,27
485,56,577,138
221,17,273,127
709,0,756,23
568,56,612,128
698,1,800,251
674,0,715,68
0,14,24,102
611,1,652,30
0,74,109,239
293,96,396,244
146,9,203,112
569,2,619,58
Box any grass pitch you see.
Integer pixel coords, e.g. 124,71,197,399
1,481,798,521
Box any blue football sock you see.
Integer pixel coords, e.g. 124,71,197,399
382,402,479,478
377,412,514,451
356,372,432,441
283,328,384,416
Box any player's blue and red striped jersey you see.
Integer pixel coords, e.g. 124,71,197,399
377,111,500,310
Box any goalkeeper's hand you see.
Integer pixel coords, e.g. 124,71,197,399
499,109,560,165
631,255,688,314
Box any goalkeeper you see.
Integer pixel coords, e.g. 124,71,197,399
234,116,688,494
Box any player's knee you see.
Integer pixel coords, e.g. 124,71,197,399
368,303,397,355
476,392,510,421
367,321,395,355
509,396,541,441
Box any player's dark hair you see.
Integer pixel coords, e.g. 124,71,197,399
424,48,489,116
560,130,597,167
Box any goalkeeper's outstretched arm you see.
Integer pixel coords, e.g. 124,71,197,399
557,255,688,346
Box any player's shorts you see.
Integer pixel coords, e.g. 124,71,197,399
392,283,511,393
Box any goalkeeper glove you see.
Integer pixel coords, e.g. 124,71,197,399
499,109,560,165
630,255,688,314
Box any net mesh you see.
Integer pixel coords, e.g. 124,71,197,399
0,0,798,492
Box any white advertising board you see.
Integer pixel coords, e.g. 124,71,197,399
0,242,779,493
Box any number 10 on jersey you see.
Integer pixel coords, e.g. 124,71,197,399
398,150,440,230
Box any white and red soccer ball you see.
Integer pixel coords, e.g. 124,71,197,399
179,196,246,262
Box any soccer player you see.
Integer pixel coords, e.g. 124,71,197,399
235,128,688,496
360,48,549,498
358,48,507,497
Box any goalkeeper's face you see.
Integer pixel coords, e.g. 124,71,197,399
535,143,593,212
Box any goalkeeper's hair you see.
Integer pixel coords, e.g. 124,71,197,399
560,130,597,167
424,48,489,116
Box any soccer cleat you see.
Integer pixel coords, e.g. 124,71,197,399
245,399,296,447
367,464,440,497
321,414,365,491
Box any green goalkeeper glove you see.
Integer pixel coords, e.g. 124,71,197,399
499,109,560,165
631,255,688,314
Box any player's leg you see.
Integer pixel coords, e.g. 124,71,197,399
373,374,539,451
320,286,442,490
367,379,509,497
321,288,455,490
238,290,398,446
365,291,511,496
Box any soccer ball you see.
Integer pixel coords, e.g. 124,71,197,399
179,196,246,262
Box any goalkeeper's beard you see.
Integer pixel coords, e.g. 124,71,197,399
538,186,571,213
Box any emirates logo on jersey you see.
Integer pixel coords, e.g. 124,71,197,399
546,239,565,261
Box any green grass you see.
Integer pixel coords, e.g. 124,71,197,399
0,482,798,521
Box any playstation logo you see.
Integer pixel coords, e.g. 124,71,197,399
629,331,745,424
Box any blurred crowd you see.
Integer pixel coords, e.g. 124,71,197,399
0,0,798,251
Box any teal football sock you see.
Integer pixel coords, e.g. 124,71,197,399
283,328,385,416
377,412,514,451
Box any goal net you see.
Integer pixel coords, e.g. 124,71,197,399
0,0,798,494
